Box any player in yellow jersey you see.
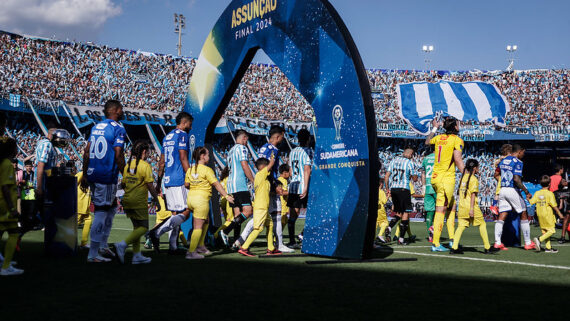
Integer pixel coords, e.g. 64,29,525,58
115,141,160,264
424,118,465,252
531,175,564,253
490,144,512,216
76,171,92,248
376,180,389,244
238,155,280,257
0,138,23,275
450,159,497,254
184,147,234,259
275,164,294,252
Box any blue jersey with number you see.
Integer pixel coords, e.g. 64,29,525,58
36,138,56,171
387,156,417,190
161,129,188,187
498,155,523,189
87,119,126,184
258,143,279,179
288,147,313,194
227,144,249,194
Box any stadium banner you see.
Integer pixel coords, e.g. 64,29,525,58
396,81,510,135
67,104,177,127
184,0,379,259
214,116,313,136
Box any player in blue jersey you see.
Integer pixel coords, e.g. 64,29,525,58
287,129,313,249
215,130,255,245
493,144,535,251
384,147,418,245
80,100,126,263
149,112,193,254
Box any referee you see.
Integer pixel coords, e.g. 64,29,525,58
384,147,418,245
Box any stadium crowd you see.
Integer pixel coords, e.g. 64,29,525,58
1,33,568,127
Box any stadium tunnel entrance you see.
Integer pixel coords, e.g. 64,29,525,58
183,0,379,259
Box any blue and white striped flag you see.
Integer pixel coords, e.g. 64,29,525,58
396,81,510,134
9,94,20,108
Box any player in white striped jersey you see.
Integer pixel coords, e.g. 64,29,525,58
214,130,255,245
287,129,313,249
384,147,418,245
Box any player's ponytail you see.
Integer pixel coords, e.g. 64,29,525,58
463,158,479,198
192,146,208,175
130,140,150,175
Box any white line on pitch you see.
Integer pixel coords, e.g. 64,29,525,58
390,250,570,271
385,244,570,248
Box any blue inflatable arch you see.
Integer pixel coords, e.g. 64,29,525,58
184,0,379,259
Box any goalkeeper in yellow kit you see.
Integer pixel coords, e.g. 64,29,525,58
424,118,465,252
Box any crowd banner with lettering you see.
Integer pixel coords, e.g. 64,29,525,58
397,81,510,135
214,116,313,136
184,0,379,259
67,104,176,128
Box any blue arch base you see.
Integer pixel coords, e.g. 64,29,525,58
184,0,378,259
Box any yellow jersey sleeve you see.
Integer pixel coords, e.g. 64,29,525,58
142,162,154,184
429,136,438,145
469,176,479,195
529,192,539,205
547,192,558,208
204,166,218,185
453,136,464,152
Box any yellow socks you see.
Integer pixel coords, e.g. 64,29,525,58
125,226,148,253
81,214,93,246
242,228,262,250
189,228,202,253
378,222,388,238
266,219,275,251
479,223,490,250
179,231,189,247
198,223,209,247
446,211,456,240
539,230,554,250
432,212,445,247
2,234,18,269
452,225,465,250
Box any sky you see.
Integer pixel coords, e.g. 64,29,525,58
1,0,569,71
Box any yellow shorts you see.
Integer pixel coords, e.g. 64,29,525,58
457,205,483,226
432,172,455,208
125,208,149,221
77,213,91,225
376,209,388,225
253,208,269,230
188,195,210,220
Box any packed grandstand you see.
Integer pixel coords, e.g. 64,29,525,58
1,30,568,213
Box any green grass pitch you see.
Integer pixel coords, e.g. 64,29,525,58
3,216,569,320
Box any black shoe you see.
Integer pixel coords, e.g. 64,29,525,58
286,242,301,249
449,248,463,254
149,231,161,253
408,235,417,243
558,239,566,244
168,248,187,255
397,239,408,246
384,227,391,241
483,247,499,254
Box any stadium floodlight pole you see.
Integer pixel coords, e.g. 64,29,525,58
422,45,434,73
506,44,517,71
174,13,186,56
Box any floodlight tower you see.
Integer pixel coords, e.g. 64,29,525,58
506,44,517,71
422,45,434,72
174,13,186,56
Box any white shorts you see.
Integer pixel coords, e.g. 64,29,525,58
90,183,118,207
269,194,281,214
498,187,527,214
164,185,188,212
